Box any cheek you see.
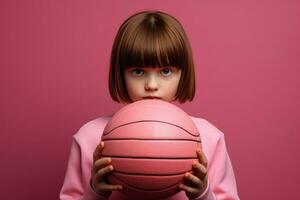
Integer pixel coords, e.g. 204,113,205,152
124,74,134,89
163,78,180,97
170,84,179,95
125,79,143,97
171,76,181,90
125,80,135,93
169,76,181,96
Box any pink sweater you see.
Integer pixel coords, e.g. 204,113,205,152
60,116,239,200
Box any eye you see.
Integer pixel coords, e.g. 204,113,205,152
131,69,144,76
160,68,172,76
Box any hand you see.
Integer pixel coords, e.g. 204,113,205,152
179,145,208,199
90,142,123,197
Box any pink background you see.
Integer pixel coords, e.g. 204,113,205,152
1,1,299,199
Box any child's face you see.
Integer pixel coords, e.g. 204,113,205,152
124,66,182,102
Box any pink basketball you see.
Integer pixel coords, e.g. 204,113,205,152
101,99,201,199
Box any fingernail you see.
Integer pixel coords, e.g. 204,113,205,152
109,165,113,171
100,142,104,147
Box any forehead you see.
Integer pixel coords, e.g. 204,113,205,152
124,65,182,73
126,66,178,69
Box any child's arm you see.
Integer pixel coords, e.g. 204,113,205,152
59,139,109,200
199,134,239,200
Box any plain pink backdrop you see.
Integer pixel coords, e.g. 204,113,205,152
1,1,299,199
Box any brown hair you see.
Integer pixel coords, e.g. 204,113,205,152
109,10,195,103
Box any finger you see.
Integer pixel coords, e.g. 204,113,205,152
192,162,207,180
94,157,112,173
98,183,123,191
93,142,104,163
95,165,114,181
183,172,202,188
93,165,123,191
179,183,199,195
196,148,208,168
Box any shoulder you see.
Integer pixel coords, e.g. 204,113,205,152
73,116,111,145
190,116,224,140
190,116,226,159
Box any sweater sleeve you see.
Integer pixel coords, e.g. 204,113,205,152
192,134,240,200
59,139,108,200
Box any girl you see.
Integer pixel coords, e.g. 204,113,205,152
60,10,240,200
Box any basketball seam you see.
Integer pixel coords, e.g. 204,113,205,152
102,138,201,143
103,120,200,137
110,174,184,191
100,155,198,159
112,170,193,176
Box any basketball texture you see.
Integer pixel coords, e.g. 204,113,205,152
101,99,201,199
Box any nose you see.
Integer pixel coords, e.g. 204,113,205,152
145,75,158,92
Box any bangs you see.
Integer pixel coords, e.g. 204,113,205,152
119,17,187,69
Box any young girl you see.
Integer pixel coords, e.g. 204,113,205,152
60,10,240,200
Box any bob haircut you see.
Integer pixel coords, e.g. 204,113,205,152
109,10,195,103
